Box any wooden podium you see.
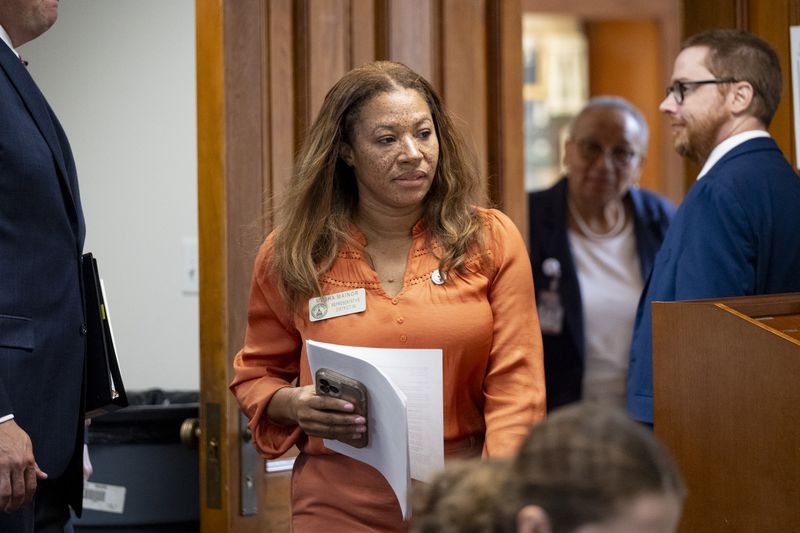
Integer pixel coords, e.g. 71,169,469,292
653,293,800,532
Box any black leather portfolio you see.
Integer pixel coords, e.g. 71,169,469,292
82,253,128,417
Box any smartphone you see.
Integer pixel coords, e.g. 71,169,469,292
314,368,369,448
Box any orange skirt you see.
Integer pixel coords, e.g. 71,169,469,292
290,435,484,531
291,452,407,532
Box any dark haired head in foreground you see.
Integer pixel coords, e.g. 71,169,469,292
414,404,684,533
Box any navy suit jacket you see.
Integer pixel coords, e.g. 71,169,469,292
627,137,800,423
0,40,86,510
528,178,675,411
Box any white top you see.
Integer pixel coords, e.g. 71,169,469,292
698,130,770,179
569,220,643,408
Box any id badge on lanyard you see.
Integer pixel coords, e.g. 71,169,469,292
537,257,564,335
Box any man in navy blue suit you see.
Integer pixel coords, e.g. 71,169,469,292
0,1,89,531
627,29,800,425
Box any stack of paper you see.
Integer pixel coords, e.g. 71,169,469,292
306,340,444,519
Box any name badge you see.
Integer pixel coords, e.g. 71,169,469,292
537,289,564,335
308,288,367,322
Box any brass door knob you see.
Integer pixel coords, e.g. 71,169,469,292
180,417,201,449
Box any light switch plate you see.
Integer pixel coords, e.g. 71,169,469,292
182,237,199,294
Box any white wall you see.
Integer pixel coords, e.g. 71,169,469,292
20,1,199,391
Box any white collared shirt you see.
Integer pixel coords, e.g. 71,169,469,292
0,24,21,59
697,130,771,179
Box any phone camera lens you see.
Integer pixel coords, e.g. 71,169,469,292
330,385,340,394
320,384,330,393
320,379,330,387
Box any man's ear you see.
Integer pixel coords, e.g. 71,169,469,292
729,80,755,115
517,505,552,533
340,143,354,167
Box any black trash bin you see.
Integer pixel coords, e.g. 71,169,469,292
73,389,200,533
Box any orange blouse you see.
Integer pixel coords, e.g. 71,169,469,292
230,208,545,530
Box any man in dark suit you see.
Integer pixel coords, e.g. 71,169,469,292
627,29,800,425
0,1,89,531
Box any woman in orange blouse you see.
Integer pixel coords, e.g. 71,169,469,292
230,61,545,531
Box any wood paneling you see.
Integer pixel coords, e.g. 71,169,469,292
297,0,350,125
524,0,677,19
384,0,438,85
683,0,740,36
267,0,296,212
586,21,664,195
261,469,292,532
350,0,377,67
221,1,268,526
442,0,489,191
653,297,800,531
487,0,527,235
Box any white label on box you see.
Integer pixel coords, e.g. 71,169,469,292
83,481,126,514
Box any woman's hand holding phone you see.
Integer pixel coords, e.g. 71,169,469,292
268,384,367,444
314,369,369,448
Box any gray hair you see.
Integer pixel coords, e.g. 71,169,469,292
569,96,649,152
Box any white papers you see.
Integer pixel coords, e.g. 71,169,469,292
99,279,123,397
306,340,444,519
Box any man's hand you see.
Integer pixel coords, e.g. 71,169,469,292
0,421,47,513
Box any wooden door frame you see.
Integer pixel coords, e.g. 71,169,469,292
197,0,269,531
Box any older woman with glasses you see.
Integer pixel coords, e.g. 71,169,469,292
528,96,675,411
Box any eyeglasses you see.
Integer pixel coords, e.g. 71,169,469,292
575,140,639,167
665,78,737,105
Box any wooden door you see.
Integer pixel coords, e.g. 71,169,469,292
195,1,525,530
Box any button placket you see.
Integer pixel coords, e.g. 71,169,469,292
390,296,406,341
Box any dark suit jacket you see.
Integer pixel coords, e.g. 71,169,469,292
528,178,675,411
627,137,800,423
0,40,86,512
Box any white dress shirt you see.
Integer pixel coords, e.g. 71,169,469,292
0,24,20,59
698,130,771,179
